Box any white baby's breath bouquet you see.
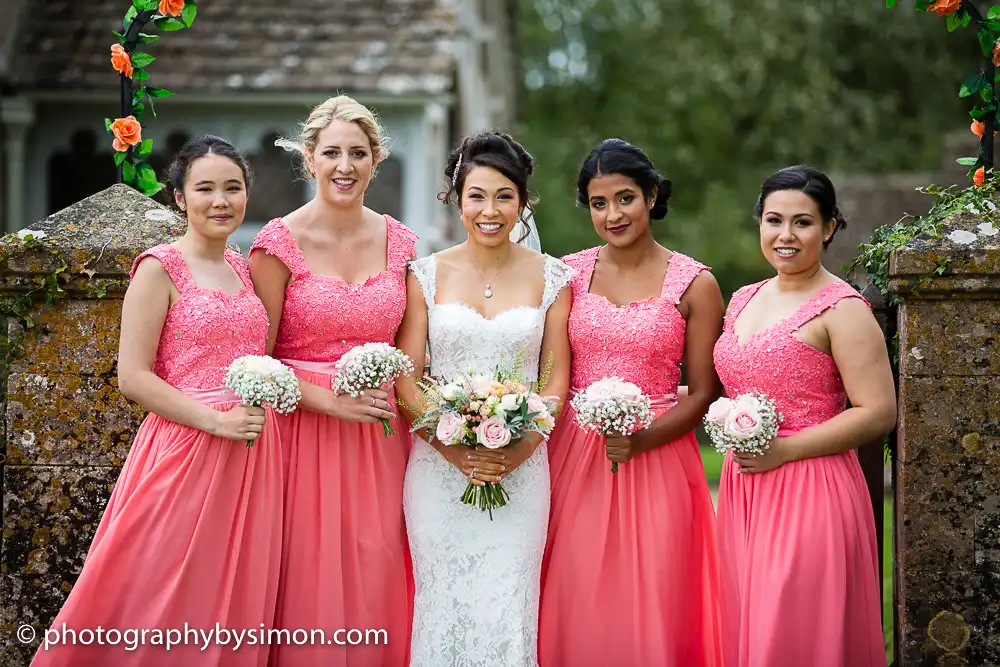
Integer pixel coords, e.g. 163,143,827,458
703,391,784,455
570,377,654,473
332,342,415,436
224,355,302,447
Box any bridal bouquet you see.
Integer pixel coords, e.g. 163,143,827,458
224,355,302,447
332,342,415,436
702,391,784,455
411,371,558,519
570,377,654,473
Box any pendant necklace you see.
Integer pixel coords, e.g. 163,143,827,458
467,246,512,299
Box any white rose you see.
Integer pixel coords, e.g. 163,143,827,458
440,383,461,401
499,393,519,411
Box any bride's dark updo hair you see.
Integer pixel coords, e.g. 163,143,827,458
440,130,536,211
576,138,672,220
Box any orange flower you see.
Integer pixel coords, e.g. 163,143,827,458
972,120,985,138
993,42,1000,68
110,116,142,152
929,0,961,16
974,166,986,187
110,43,133,78
158,0,184,17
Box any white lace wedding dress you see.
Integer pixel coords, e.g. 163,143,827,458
403,253,574,667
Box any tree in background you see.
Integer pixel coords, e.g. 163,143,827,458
514,0,975,295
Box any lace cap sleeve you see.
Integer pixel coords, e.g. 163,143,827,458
130,244,192,291
542,255,575,311
249,219,309,279
408,255,437,307
387,216,419,274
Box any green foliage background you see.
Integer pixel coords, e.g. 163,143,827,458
513,0,977,296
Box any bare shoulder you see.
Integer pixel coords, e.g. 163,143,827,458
130,254,169,283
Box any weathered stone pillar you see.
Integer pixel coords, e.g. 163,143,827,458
0,184,183,666
890,209,1000,665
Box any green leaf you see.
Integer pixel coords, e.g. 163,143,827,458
146,87,174,98
114,152,127,167
133,68,150,81
143,0,160,9
947,12,961,32
979,28,995,56
961,73,984,97
990,6,1000,19
132,101,146,117
104,118,113,133
886,0,899,7
962,10,972,27
122,161,137,184
182,1,197,27
132,0,145,10
124,6,138,27
131,52,155,68
956,157,980,166
983,81,996,103
137,32,159,44
154,16,185,31
138,162,157,184
915,0,930,9
140,181,166,197
137,139,153,158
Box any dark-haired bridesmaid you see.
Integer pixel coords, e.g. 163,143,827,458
539,138,724,666
713,165,894,667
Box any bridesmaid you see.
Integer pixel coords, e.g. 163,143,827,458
539,138,724,666
32,136,281,667
714,165,895,667
248,95,416,666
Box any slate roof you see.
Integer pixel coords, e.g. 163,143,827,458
10,0,459,95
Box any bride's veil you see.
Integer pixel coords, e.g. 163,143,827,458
511,213,542,253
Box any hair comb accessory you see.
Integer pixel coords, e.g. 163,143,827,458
452,153,463,187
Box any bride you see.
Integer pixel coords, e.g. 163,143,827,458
396,131,573,666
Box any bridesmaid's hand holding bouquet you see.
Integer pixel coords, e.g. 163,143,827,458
224,355,302,447
703,391,784,458
570,377,654,473
332,342,415,436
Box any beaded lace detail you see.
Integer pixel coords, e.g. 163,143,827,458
563,247,707,395
129,244,267,389
249,216,418,363
713,279,869,431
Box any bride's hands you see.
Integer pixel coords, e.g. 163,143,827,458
476,436,537,479
439,445,506,486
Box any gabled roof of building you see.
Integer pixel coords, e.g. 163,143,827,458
10,0,458,96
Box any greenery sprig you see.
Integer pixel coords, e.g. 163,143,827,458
105,0,198,196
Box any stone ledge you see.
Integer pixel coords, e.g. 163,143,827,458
0,184,183,295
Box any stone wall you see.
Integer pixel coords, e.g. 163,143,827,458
890,206,1000,666
0,184,182,666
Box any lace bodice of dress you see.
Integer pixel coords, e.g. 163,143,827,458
563,247,708,395
408,254,574,382
249,216,418,362
129,244,268,389
712,279,868,432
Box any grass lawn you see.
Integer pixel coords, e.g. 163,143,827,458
699,447,895,663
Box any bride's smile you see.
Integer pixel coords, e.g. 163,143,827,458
461,166,522,246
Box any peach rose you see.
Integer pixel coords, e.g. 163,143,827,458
994,42,1000,68
158,0,185,17
974,166,986,187
476,417,512,449
110,44,133,78
929,0,961,17
972,120,985,139
110,116,142,152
